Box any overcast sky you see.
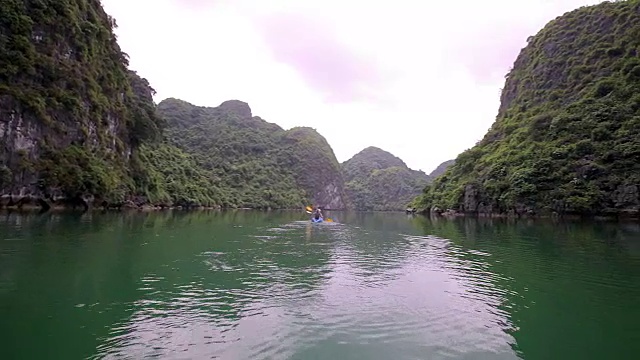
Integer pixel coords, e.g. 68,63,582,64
101,0,603,173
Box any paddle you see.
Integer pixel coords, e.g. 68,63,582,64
306,205,333,222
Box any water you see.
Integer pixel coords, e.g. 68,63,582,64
0,210,639,359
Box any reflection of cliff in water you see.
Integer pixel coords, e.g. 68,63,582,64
0,211,152,359
294,212,521,359
321,211,417,287
409,216,640,360
90,211,336,359
337,210,418,232
0,210,337,359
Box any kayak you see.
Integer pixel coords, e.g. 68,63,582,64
311,217,324,223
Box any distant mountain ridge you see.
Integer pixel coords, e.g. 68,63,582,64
341,147,430,211
428,160,455,178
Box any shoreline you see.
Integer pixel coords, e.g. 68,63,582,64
1,204,637,223
413,208,639,222
0,203,346,213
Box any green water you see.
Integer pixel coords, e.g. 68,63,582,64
0,211,639,359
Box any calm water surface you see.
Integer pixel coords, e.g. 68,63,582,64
0,210,639,359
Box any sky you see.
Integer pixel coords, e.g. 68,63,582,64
100,0,604,174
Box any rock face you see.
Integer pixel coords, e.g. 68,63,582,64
319,183,345,209
342,147,430,211
156,98,347,209
218,100,252,120
0,0,162,208
414,0,640,218
428,159,455,178
282,127,348,210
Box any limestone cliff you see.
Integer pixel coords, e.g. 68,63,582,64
414,0,640,218
282,127,347,209
0,0,162,208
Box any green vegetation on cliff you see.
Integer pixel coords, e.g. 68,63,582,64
130,143,221,207
0,0,163,203
415,0,640,217
343,147,429,211
155,98,347,209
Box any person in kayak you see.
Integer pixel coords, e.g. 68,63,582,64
313,207,323,221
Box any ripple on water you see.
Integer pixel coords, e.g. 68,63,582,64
92,222,524,360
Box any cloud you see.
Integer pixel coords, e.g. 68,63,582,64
254,12,389,103
442,0,606,84
171,0,219,11
446,28,530,84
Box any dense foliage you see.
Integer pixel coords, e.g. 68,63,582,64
414,0,640,217
0,0,163,202
129,143,221,207
156,98,346,209
342,147,430,210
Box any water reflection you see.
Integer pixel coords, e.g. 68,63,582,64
411,215,640,360
304,231,519,359
89,216,338,359
1,211,639,359
88,214,521,359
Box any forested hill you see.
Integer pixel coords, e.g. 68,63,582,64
155,98,348,209
414,0,640,218
342,147,430,211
